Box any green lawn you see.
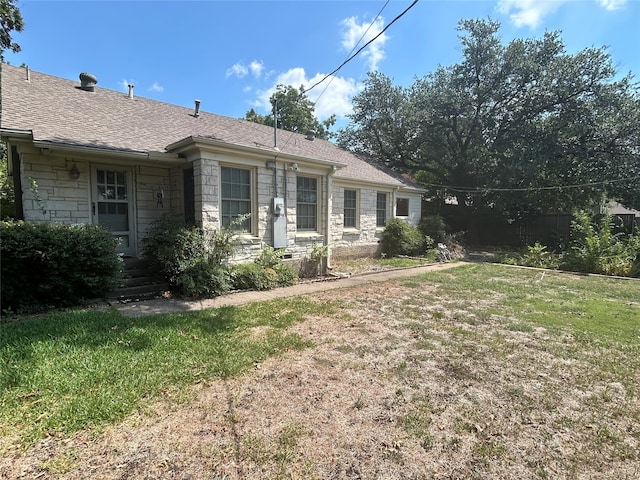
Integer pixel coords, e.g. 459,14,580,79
1,262,638,464
0,298,338,447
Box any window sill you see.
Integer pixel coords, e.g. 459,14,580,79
234,234,261,245
295,231,324,242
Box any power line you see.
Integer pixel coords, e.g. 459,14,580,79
423,174,640,194
311,0,390,103
274,0,417,156
302,0,420,95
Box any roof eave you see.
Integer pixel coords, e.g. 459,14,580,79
29,140,182,163
334,176,426,193
167,135,347,170
0,128,34,142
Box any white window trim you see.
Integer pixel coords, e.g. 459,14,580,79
395,197,410,217
296,174,320,233
343,188,360,231
219,164,257,236
376,191,389,229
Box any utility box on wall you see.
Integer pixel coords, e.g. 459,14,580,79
273,197,288,248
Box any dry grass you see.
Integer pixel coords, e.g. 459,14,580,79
2,264,639,479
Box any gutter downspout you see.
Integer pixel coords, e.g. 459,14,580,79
325,165,337,270
393,186,400,220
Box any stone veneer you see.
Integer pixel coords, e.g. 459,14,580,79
18,148,422,265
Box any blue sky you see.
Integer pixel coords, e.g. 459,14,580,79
5,0,639,130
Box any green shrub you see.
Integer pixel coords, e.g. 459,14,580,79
0,221,122,312
561,211,638,277
175,261,231,298
231,247,298,291
231,263,278,291
419,215,447,244
142,214,240,297
521,242,559,269
381,218,424,257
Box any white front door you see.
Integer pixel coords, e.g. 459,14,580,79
91,165,136,256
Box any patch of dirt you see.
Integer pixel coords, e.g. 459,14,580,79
2,278,638,479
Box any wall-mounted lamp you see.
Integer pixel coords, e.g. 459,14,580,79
69,164,80,180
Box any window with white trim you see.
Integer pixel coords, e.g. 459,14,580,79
297,176,318,231
344,189,357,228
376,192,387,227
221,166,252,232
396,198,409,217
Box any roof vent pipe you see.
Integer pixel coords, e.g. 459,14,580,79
194,99,201,118
79,72,97,92
128,84,134,98
306,130,316,141
25,65,30,81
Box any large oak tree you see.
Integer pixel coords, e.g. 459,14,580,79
337,19,640,217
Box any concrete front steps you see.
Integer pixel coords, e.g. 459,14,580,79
107,257,169,301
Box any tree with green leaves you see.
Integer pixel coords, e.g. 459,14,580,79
244,84,336,140
0,0,24,61
0,142,16,219
338,18,640,217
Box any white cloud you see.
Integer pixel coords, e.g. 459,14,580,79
341,16,388,71
597,0,626,10
249,60,264,78
148,82,164,93
227,60,265,79
252,67,359,121
497,0,564,28
226,63,249,78
497,0,627,28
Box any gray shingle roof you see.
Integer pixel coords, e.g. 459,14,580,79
1,64,422,190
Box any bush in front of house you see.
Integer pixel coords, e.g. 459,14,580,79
0,221,122,313
143,215,238,298
231,247,298,291
381,217,425,257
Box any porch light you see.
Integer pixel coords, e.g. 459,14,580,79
69,164,80,180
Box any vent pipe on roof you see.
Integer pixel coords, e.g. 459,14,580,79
25,66,30,81
79,72,98,92
128,84,134,98
194,99,201,118
273,98,278,148
306,130,316,141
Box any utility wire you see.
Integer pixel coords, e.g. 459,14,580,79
423,174,640,194
303,0,419,95
273,0,416,157
310,0,390,102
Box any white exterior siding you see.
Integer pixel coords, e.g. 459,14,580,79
394,193,422,227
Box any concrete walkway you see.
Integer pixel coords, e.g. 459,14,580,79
112,261,469,317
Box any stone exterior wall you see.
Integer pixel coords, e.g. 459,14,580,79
190,154,332,265
18,147,91,225
16,146,422,264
